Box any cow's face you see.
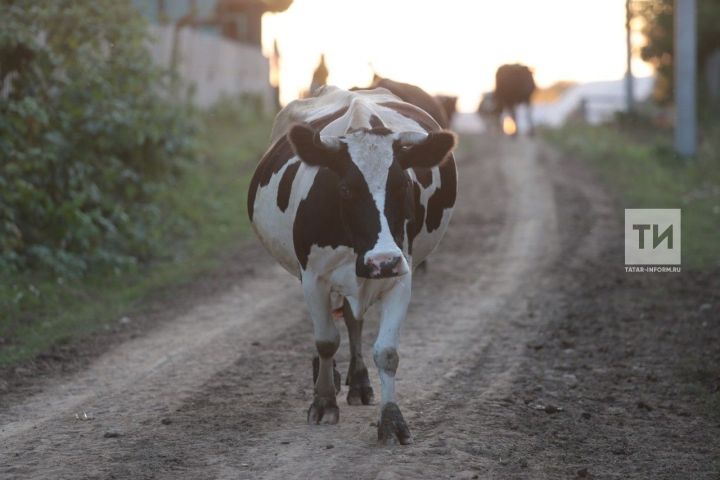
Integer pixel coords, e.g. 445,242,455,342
288,124,456,279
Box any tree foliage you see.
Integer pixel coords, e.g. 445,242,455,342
0,0,196,277
638,0,720,104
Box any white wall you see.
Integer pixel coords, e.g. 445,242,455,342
148,25,274,109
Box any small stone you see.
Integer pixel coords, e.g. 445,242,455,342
325,444,334,449
119,316,131,325
563,373,578,388
104,429,122,438
577,467,589,477
370,422,377,427
699,303,712,312
251,341,261,346
161,418,172,425
637,400,652,411
581,412,592,420
544,405,563,414
280,441,290,445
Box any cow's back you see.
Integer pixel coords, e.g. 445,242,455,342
495,64,536,106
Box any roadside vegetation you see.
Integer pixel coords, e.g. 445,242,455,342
543,117,720,271
0,100,272,366
0,1,273,365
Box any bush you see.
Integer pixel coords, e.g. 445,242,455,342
0,0,196,277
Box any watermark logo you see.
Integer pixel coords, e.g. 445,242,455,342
625,209,681,273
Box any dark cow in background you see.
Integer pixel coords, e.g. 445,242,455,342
476,91,499,133
434,95,458,127
492,63,536,135
368,74,450,129
248,86,457,444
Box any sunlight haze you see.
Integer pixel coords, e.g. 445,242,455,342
262,0,653,111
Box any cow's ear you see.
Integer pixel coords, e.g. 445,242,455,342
287,124,342,169
396,131,457,170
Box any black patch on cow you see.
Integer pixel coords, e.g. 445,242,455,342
425,157,457,232
413,168,433,188
406,182,424,255
346,125,393,136
369,126,393,136
383,163,410,254
381,101,457,233
369,114,384,129
276,160,300,212
247,106,349,221
293,156,383,272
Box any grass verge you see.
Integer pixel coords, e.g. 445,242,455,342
0,107,272,366
543,120,720,270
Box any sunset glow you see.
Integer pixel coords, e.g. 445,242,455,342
503,116,518,136
262,0,653,111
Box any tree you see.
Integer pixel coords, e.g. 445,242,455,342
0,1,196,276
638,0,720,105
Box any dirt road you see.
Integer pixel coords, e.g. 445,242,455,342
1,135,718,479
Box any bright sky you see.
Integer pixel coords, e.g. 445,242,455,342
262,0,653,111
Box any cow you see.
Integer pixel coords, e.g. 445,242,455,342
492,63,536,135
476,91,500,133
247,86,457,445
434,94,458,126
368,74,450,129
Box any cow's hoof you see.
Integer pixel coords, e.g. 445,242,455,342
307,397,339,425
377,402,412,445
347,384,374,405
346,367,374,405
312,357,342,395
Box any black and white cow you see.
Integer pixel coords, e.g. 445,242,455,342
247,86,457,445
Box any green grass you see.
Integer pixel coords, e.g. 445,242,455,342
543,120,720,271
0,109,273,366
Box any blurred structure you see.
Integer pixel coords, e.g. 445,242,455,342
625,0,635,112
309,54,329,96
532,77,655,127
133,0,292,109
674,0,697,156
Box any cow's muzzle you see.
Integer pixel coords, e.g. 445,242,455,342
357,253,409,279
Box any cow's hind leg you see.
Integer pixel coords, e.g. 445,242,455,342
343,300,374,405
303,277,340,425
375,275,412,445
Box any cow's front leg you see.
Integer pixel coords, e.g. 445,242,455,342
303,275,340,425
374,275,412,445
343,299,374,405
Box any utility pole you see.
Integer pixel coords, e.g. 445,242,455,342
675,0,697,156
625,0,634,112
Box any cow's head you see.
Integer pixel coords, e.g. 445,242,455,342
288,123,456,279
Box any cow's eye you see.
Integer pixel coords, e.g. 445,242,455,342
339,183,352,200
